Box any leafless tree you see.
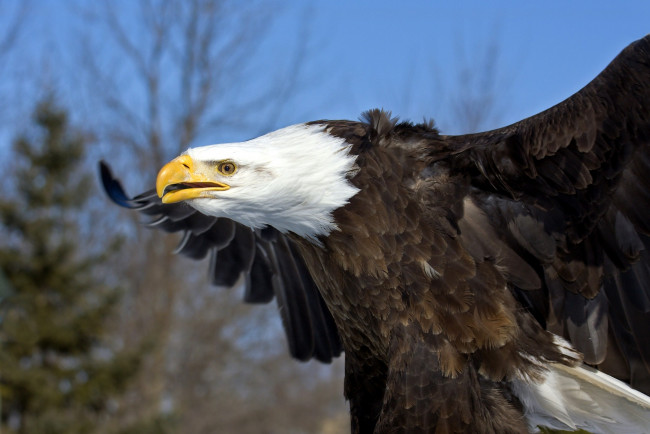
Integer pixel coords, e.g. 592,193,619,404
0,2,24,56
448,39,504,132
431,32,514,134
80,0,310,174
0,1,29,121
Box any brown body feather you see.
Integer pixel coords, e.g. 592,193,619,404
296,116,574,432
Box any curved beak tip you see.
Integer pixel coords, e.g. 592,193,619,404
156,155,193,198
155,155,229,204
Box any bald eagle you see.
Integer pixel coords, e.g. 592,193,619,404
101,35,650,433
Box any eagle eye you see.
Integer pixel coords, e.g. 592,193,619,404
217,161,237,176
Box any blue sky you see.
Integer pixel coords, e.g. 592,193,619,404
268,1,650,133
2,1,650,141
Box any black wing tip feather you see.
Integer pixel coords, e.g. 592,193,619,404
98,160,137,209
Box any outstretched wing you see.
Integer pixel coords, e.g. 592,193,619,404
99,162,342,363
444,35,650,393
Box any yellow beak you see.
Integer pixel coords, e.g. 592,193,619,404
156,155,230,204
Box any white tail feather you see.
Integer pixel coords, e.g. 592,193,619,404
512,362,650,433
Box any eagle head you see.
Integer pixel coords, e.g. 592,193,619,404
156,124,360,239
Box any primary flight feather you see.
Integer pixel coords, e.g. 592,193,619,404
101,35,650,433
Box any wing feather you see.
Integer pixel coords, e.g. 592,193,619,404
98,161,342,363
443,35,650,393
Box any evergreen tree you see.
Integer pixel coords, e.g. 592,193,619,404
0,99,142,433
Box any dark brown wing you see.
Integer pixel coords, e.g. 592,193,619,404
443,35,650,393
99,161,342,363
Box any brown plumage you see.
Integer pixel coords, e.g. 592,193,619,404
101,35,650,432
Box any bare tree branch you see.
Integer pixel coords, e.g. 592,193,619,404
430,29,514,134
0,1,30,122
0,1,27,55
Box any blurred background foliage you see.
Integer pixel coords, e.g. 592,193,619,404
0,1,598,433
0,2,351,432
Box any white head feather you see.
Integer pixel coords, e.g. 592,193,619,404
184,123,360,240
